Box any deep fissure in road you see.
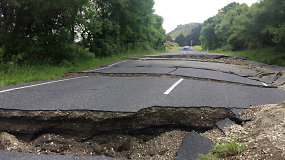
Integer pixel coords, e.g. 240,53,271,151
0,107,238,159
65,72,274,88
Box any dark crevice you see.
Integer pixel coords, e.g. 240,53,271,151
168,67,178,74
65,72,275,88
172,65,254,78
0,106,239,159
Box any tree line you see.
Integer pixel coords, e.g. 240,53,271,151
200,0,285,51
174,24,202,47
0,0,167,64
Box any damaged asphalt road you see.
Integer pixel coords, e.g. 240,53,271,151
0,76,284,112
1,49,285,160
1,50,284,112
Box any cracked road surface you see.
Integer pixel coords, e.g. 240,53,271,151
1,49,285,112
1,49,285,160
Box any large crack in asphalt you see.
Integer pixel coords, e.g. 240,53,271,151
65,72,274,88
0,107,240,159
142,54,242,60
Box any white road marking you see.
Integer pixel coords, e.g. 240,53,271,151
164,79,184,95
85,61,127,72
261,82,269,86
0,76,89,94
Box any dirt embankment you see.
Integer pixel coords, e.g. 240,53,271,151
203,103,285,160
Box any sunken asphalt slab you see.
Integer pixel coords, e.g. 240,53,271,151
1,49,285,160
87,59,259,77
174,131,213,160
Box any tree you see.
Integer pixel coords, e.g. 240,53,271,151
0,0,167,63
199,0,285,50
175,34,186,46
0,0,89,63
185,25,202,46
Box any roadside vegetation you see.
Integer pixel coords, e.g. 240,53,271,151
194,46,285,66
197,139,244,160
199,0,285,66
0,0,167,87
0,49,165,87
168,23,202,47
165,41,180,52
166,23,202,47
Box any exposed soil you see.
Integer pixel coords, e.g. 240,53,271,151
202,103,285,160
0,107,236,159
0,131,187,160
2,103,285,159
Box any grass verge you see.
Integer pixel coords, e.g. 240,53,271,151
165,41,180,52
193,46,285,66
0,49,164,87
197,139,244,160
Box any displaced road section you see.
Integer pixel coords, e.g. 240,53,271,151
1,48,285,160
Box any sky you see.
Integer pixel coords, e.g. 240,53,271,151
154,0,260,33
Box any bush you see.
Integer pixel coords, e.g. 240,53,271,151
0,47,4,64
197,139,244,160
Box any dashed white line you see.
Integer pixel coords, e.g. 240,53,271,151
261,82,269,86
164,79,184,95
84,61,127,72
0,76,89,94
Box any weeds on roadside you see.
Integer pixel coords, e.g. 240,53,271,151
197,139,244,160
193,46,285,66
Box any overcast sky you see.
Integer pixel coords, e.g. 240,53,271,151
154,0,259,33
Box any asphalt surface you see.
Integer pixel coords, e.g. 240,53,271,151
1,49,285,160
174,131,213,160
0,150,121,160
0,76,284,111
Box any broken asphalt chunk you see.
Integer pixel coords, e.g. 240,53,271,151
215,118,236,134
174,131,213,160
259,74,279,84
273,74,285,86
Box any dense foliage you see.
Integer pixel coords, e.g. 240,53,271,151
168,23,201,40
167,23,202,46
174,24,202,46
0,0,167,64
200,0,285,51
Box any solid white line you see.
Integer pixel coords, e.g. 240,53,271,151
164,79,184,95
0,76,89,94
85,61,127,72
261,82,269,86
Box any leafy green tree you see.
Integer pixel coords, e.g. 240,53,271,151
185,25,202,46
175,34,186,46
0,0,89,63
0,0,167,64
200,17,220,50
200,0,285,51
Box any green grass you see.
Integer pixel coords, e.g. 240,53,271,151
0,49,164,87
197,139,244,160
194,46,285,66
193,46,203,51
165,41,180,52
